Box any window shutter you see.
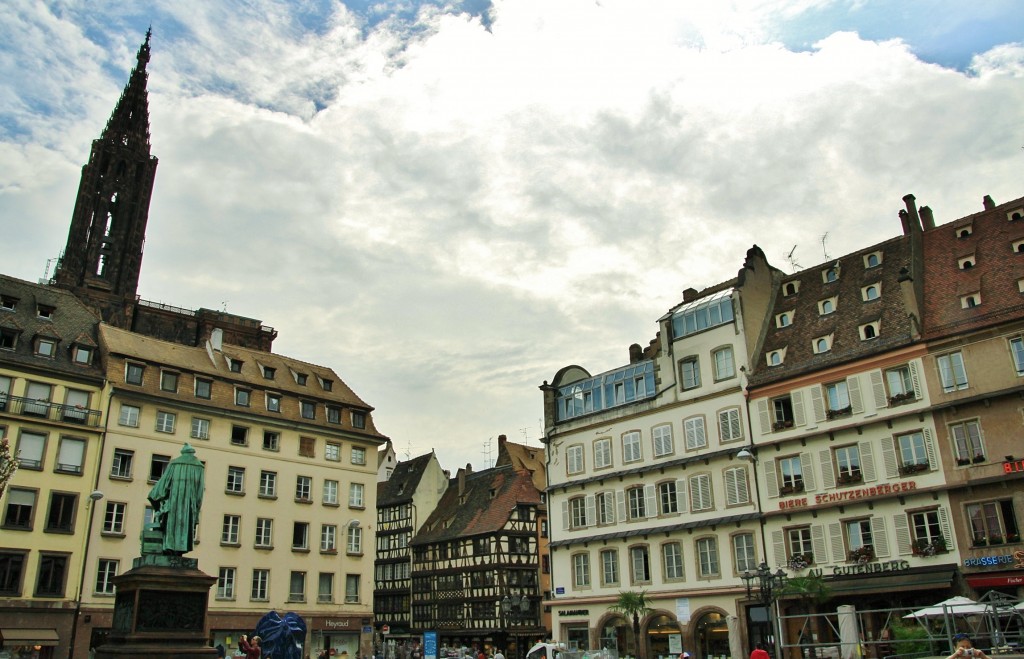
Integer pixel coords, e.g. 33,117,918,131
585,495,596,527
909,361,922,399
893,513,912,556
734,467,749,504
763,459,779,498
725,468,738,505
57,439,85,468
811,524,828,564
880,437,898,480
809,387,825,423
675,478,688,513
871,516,891,558
828,521,844,563
869,370,888,409
848,376,864,414
924,429,938,470
756,399,771,435
700,475,713,510
800,452,817,492
772,530,787,567
818,449,836,489
938,506,955,551
616,490,626,522
561,500,570,531
644,484,657,518
792,391,807,427
860,441,877,482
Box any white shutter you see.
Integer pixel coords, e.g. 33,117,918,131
772,530,787,567
848,376,864,414
57,438,85,469
644,484,657,518
869,370,888,409
616,490,626,522
700,475,713,510
893,513,912,556
792,391,807,427
938,507,955,551
860,441,877,482
909,361,923,399
735,467,750,504
585,495,596,527
829,521,845,563
725,468,738,505
924,429,938,470
811,524,828,564
675,479,689,513
561,500,570,531
810,387,825,423
871,516,891,558
756,399,771,435
800,452,817,492
818,449,836,489
880,437,898,479
763,459,779,498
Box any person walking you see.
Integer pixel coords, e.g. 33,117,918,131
751,643,770,659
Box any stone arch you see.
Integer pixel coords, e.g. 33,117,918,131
641,609,684,659
595,612,632,655
690,607,731,659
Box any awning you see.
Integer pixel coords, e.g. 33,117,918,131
827,570,953,595
0,627,60,646
967,574,1024,588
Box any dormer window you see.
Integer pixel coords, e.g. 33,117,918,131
956,224,973,238
1012,239,1024,254
958,255,976,270
863,252,882,269
72,345,92,364
228,358,243,373
37,305,55,319
861,284,881,301
767,349,785,366
1,328,19,350
262,365,276,380
818,298,837,315
320,378,333,392
783,281,800,296
0,295,17,311
1007,208,1024,222
961,293,981,309
813,335,833,354
34,337,56,358
776,312,793,328
822,266,840,283
859,322,880,341
294,371,308,386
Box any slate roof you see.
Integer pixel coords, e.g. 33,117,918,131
0,274,104,381
378,451,435,506
412,465,543,546
748,235,916,387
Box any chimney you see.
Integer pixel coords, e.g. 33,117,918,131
903,194,921,233
682,288,698,302
457,466,467,497
919,206,935,231
498,434,507,446
210,328,223,352
628,343,643,363
983,195,996,210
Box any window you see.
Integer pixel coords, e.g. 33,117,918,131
155,411,176,433
149,454,169,482
3,488,36,529
788,527,814,563
321,524,338,552
671,294,735,338
160,371,179,392
0,328,18,351
320,378,334,392
696,537,720,577
845,519,874,561
819,298,836,315
351,446,366,465
346,526,364,555
255,518,273,547
289,571,306,601
125,363,144,385
718,408,742,442
630,546,651,583
684,416,707,450
0,375,9,410
259,471,277,497
886,365,916,402
1011,338,1024,375
55,437,85,474
266,393,281,413
16,431,45,469
191,417,210,440
251,569,269,600
825,380,850,416
44,493,76,532
776,311,792,328
299,436,316,458
909,509,948,554
658,481,679,515
566,444,584,474
22,381,52,417
594,438,612,469
195,378,212,399
351,412,366,429
570,497,587,528
349,483,365,508
96,559,118,595
296,476,312,502
951,420,985,464
327,406,341,424
227,358,242,373
217,567,236,599
627,487,647,519
32,337,53,356
865,252,881,268
235,388,250,407
262,366,276,380
263,431,280,451
226,466,245,494
834,445,862,483
663,542,685,580
733,533,757,572
325,442,341,461
231,425,248,446
713,346,735,380
652,425,674,457
102,502,126,534
897,431,930,473
222,515,240,544
966,501,1019,547
0,551,26,596
680,357,701,390
862,284,881,301
622,431,642,462
111,449,133,479
345,574,360,603
118,404,140,428
318,573,334,603
778,455,804,493
300,400,316,419
0,295,17,311
73,345,92,364
961,293,981,308
860,322,879,340
323,480,339,505
35,553,69,597
292,522,310,550
814,336,832,354
724,466,750,505
573,553,590,587
937,352,968,392
690,474,713,511
295,372,308,386
958,255,976,270
767,350,784,366
596,491,615,525
823,266,839,283
783,281,799,295
600,549,619,586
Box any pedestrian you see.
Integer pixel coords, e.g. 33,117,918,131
751,643,770,659
495,650,506,659
946,634,990,659
240,634,262,659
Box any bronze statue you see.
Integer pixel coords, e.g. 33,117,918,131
146,443,205,555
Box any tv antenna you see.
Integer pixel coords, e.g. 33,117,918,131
783,245,800,273
821,233,831,262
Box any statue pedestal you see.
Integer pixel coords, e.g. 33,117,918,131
96,556,217,659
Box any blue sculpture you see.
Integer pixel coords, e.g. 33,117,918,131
254,611,307,659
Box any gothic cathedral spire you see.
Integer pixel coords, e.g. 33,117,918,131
53,29,159,328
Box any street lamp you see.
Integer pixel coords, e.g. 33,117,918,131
742,562,788,657
500,594,531,659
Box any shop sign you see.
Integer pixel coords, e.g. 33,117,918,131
816,559,910,577
963,551,1024,569
1003,459,1024,473
558,610,590,617
320,618,358,630
779,482,917,510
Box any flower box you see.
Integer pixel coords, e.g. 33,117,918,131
773,420,795,431
837,471,863,485
898,462,929,476
788,553,813,570
956,458,971,467
888,391,915,406
780,483,806,495
973,454,986,464
911,537,947,556
827,406,852,420
848,545,875,563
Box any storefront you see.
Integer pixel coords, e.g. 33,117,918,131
0,628,59,659
312,616,366,659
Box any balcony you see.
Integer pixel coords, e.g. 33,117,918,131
2,395,102,427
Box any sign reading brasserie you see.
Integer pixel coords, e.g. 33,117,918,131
779,481,917,510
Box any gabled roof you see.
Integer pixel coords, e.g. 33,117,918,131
496,437,546,493
412,465,542,545
378,452,435,505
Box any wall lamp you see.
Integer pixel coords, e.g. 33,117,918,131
736,447,757,462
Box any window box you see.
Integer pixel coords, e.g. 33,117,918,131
972,454,986,464
888,391,915,406
956,458,971,467
779,483,805,495
773,420,794,431
788,553,813,570
898,462,929,476
848,545,874,563
827,406,852,420
911,537,947,556
837,471,863,485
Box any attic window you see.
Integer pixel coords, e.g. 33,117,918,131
864,252,882,269
73,345,92,364
0,295,17,311
1012,240,1024,254
321,378,333,392
956,225,973,238
0,328,18,350
813,335,832,354
489,488,497,499
776,312,793,328
767,349,785,366
862,284,881,301
1007,208,1024,222
958,255,976,270
818,298,837,315
961,293,981,309
294,372,308,386
37,305,55,319
228,358,243,373
822,266,840,283
262,366,276,380
34,337,56,358
783,281,800,296
859,322,880,341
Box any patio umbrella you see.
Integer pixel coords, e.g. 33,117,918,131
904,596,987,619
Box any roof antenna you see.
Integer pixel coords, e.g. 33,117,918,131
483,437,494,468
783,245,800,273
821,232,831,262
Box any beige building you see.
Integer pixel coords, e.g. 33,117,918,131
72,325,387,658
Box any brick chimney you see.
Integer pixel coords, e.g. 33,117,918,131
629,343,643,363
457,464,472,497
682,288,698,302
919,206,935,231
983,195,996,210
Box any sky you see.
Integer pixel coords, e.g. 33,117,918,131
1,0,1022,473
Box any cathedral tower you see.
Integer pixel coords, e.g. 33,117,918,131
53,30,158,328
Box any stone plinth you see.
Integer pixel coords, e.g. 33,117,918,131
95,556,217,659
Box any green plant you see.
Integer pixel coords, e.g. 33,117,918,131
888,622,932,655
0,436,18,499
609,591,653,657
780,574,831,604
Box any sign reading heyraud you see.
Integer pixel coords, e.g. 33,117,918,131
779,481,918,510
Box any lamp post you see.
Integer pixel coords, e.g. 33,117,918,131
500,594,532,659
742,562,788,658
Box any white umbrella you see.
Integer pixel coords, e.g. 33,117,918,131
904,596,987,619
